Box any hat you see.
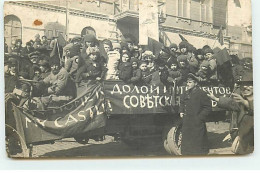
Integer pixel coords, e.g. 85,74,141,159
142,50,154,57
169,43,178,49
177,55,188,62
204,48,214,55
130,57,139,65
168,58,178,67
71,36,82,43
83,34,97,44
139,60,148,66
102,39,112,48
113,43,121,49
63,43,80,57
196,49,203,55
179,41,189,49
187,73,200,83
154,58,166,67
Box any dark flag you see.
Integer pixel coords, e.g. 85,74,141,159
147,37,164,57
234,0,241,8
217,26,224,46
214,47,231,66
179,34,188,42
214,47,233,87
50,34,66,59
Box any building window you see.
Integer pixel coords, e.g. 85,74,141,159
4,15,22,49
200,0,212,23
177,0,190,18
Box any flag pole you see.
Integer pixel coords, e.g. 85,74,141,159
65,0,69,42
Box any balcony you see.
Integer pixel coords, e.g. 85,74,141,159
114,0,166,24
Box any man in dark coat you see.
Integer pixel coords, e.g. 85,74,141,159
179,73,212,155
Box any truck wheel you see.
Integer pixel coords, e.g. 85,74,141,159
5,124,30,158
162,126,172,155
166,119,182,155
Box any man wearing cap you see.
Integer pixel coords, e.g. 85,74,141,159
207,79,254,154
180,73,212,155
63,43,80,80
203,47,217,81
5,58,19,93
41,58,76,106
38,59,51,79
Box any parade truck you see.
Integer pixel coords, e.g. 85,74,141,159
5,80,232,157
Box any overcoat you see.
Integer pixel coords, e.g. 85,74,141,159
179,87,212,155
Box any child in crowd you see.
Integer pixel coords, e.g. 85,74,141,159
139,61,152,85
76,47,107,85
129,58,142,85
196,60,210,83
118,51,132,83
167,58,182,85
177,55,190,85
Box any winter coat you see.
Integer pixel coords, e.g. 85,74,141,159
130,68,142,85
180,87,212,155
118,62,132,82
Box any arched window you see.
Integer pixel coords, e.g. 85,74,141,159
4,15,22,49
81,27,96,37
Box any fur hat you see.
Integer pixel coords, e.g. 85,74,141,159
130,57,139,65
168,58,178,68
179,41,189,49
83,34,97,44
204,47,214,55
177,55,189,62
63,43,80,57
169,43,178,49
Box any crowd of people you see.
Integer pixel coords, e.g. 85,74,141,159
4,33,253,109
4,32,254,155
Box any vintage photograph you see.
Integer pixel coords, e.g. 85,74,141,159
4,0,253,158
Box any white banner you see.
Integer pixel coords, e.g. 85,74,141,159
139,0,159,45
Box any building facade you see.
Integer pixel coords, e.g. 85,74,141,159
4,0,252,58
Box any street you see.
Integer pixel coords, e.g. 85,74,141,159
23,122,233,158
